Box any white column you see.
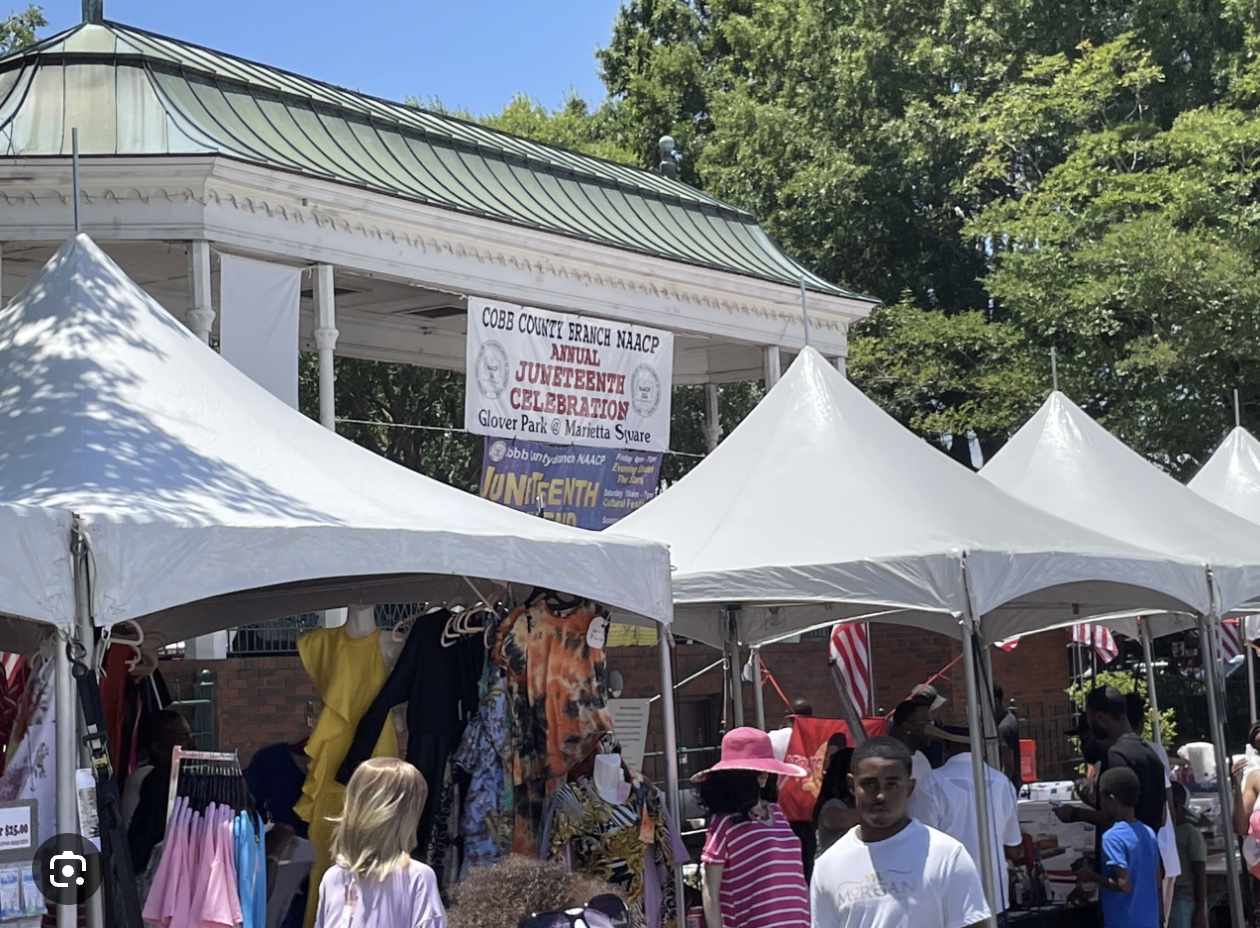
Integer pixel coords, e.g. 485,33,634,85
0,242,5,307
183,241,229,658
313,264,338,432
763,345,781,388
834,325,849,376
703,382,721,452
186,241,214,343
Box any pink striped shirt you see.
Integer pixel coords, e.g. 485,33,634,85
701,802,809,928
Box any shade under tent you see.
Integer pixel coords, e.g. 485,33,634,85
982,391,1260,928
0,235,682,926
612,348,1215,919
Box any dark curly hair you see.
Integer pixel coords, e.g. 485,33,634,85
695,769,767,822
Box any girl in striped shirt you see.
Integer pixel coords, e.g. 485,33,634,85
695,728,810,928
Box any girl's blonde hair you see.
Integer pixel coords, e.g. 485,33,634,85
330,757,428,882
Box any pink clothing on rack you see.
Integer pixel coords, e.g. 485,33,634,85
193,804,237,928
312,860,446,928
142,797,183,927
221,809,243,928
185,806,215,928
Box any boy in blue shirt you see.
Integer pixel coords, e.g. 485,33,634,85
1074,766,1160,927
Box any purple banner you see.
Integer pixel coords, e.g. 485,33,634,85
479,438,663,530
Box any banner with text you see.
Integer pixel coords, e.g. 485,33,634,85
466,299,673,453
480,438,662,529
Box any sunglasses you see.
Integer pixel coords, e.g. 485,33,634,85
518,895,628,928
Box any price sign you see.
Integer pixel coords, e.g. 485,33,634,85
0,804,32,853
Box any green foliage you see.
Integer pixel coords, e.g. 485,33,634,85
1065,670,1177,745
298,355,480,491
0,5,43,56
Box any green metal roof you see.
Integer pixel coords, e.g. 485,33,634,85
0,22,872,302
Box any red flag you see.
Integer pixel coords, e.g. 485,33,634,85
829,622,871,715
778,716,885,821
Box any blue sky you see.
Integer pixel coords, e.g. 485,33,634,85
41,0,625,116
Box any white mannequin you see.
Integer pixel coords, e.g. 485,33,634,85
345,605,401,669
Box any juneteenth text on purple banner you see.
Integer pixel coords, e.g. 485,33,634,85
479,437,663,530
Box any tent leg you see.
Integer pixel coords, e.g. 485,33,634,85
1248,636,1257,728
1139,620,1163,746
55,631,76,928
979,639,1001,770
751,646,766,730
1201,613,1247,928
962,617,998,926
657,632,685,926
726,610,744,728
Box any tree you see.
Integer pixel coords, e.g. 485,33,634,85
0,5,43,55
595,0,1260,471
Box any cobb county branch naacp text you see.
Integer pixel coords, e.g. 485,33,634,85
465,299,673,453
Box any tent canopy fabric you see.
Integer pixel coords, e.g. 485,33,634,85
981,392,1260,617
0,235,673,644
0,502,75,642
611,348,1203,647
1190,427,1260,527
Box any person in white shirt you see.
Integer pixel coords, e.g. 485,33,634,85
811,736,990,928
907,725,1024,922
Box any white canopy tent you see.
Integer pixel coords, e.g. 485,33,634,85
612,348,1207,648
612,348,1216,918
0,502,75,638
0,235,681,928
981,391,1260,928
0,235,674,639
1191,425,1260,526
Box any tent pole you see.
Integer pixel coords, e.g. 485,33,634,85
751,646,766,730
1248,633,1257,727
54,628,76,928
1139,619,1163,746
1200,607,1247,928
657,631,684,925
961,618,998,923
960,557,998,925
726,608,744,728
979,638,1001,770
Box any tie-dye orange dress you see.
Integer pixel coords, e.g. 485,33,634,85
492,600,612,856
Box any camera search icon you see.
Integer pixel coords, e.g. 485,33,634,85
32,834,102,905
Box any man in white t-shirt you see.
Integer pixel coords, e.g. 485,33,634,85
811,736,991,928
908,725,1024,922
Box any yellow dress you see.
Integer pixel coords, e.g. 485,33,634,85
295,626,398,927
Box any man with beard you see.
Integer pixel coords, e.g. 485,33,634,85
810,737,990,928
1056,687,1167,896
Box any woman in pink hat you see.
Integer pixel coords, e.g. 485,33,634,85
695,727,809,928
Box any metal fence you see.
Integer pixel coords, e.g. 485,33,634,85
226,603,426,656
1014,698,1082,783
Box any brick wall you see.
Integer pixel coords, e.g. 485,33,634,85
158,626,1075,779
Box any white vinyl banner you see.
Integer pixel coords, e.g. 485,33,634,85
466,299,673,453
219,255,302,408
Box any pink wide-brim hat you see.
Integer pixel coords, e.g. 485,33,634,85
691,726,808,783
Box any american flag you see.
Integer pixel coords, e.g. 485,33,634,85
1219,618,1242,661
829,622,871,715
1072,623,1120,663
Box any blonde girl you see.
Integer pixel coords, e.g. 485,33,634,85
313,757,446,928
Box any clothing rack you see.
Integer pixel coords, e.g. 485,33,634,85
166,746,246,819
